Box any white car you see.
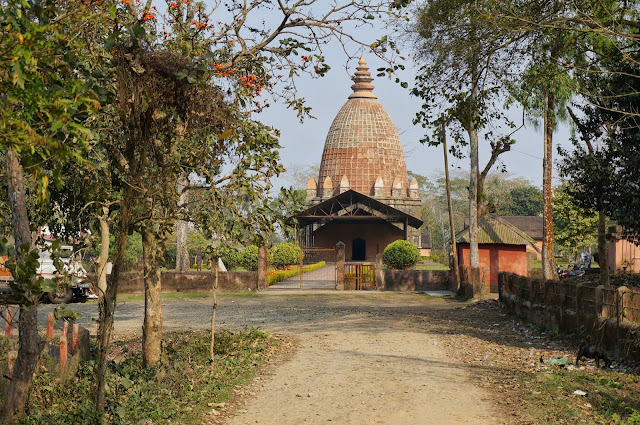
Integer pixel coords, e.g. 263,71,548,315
38,241,90,303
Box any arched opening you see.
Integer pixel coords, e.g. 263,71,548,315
352,238,366,261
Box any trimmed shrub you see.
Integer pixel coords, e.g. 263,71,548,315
269,242,301,270
383,240,420,270
241,245,259,271
220,249,243,270
267,261,326,285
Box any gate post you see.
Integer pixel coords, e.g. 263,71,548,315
336,242,345,290
375,253,385,291
258,246,268,290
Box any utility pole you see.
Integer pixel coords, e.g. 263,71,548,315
442,118,460,292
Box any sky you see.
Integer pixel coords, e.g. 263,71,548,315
253,24,575,192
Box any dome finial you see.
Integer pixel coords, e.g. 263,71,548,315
349,56,377,99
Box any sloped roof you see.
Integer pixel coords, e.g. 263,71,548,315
293,189,423,229
456,215,538,248
500,216,544,240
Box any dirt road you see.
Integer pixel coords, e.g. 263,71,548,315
38,292,499,424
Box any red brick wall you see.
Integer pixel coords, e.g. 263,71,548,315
313,221,403,261
457,243,528,292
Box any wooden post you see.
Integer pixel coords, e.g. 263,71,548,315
63,321,69,340
442,119,460,293
4,308,13,336
60,335,68,374
47,313,54,341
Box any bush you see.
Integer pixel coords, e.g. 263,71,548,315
241,245,259,271
269,242,301,270
221,249,243,270
383,240,420,269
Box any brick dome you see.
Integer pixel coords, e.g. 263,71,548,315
317,57,409,198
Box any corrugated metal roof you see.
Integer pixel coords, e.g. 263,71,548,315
456,215,538,247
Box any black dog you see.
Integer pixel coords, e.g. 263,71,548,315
576,341,612,368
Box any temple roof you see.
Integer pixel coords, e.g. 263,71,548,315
317,56,409,198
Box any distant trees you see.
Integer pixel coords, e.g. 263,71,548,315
410,170,542,251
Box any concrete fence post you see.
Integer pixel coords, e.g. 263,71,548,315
595,285,604,318
375,253,384,291
336,242,345,290
258,246,267,290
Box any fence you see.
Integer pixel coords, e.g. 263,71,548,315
1,308,90,381
498,273,640,358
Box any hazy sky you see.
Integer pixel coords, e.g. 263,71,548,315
255,26,575,192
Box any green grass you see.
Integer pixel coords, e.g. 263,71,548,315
9,329,281,424
522,368,640,424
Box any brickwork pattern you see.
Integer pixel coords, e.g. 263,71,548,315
318,98,408,197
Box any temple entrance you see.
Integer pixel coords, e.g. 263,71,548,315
352,238,366,261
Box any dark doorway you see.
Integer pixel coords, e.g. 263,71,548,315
352,238,366,261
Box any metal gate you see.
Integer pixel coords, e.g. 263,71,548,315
345,262,375,290
268,248,337,290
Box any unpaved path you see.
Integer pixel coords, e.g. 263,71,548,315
38,292,500,424
226,317,494,424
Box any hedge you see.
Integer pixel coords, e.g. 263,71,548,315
267,261,326,286
382,240,420,269
269,242,301,270
241,245,259,271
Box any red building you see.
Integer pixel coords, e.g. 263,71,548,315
456,215,539,293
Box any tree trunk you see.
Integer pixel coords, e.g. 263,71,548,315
95,187,133,415
442,121,460,292
142,227,163,367
542,92,559,281
175,175,190,272
598,210,610,288
3,147,45,422
209,254,219,361
95,206,110,297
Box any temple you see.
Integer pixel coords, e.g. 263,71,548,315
293,57,423,261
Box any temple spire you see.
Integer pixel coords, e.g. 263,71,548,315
349,56,377,99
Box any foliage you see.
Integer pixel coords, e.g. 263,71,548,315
220,249,244,271
241,245,260,271
496,186,543,217
267,261,326,286
382,240,420,270
552,185,598,258
521,367,640,425
269,242,301,270
8,329,279,424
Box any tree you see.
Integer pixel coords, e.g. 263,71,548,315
408,0,521,294
85,0,410,412
0,1,97,420
498,186,543,216
553,185,598,260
